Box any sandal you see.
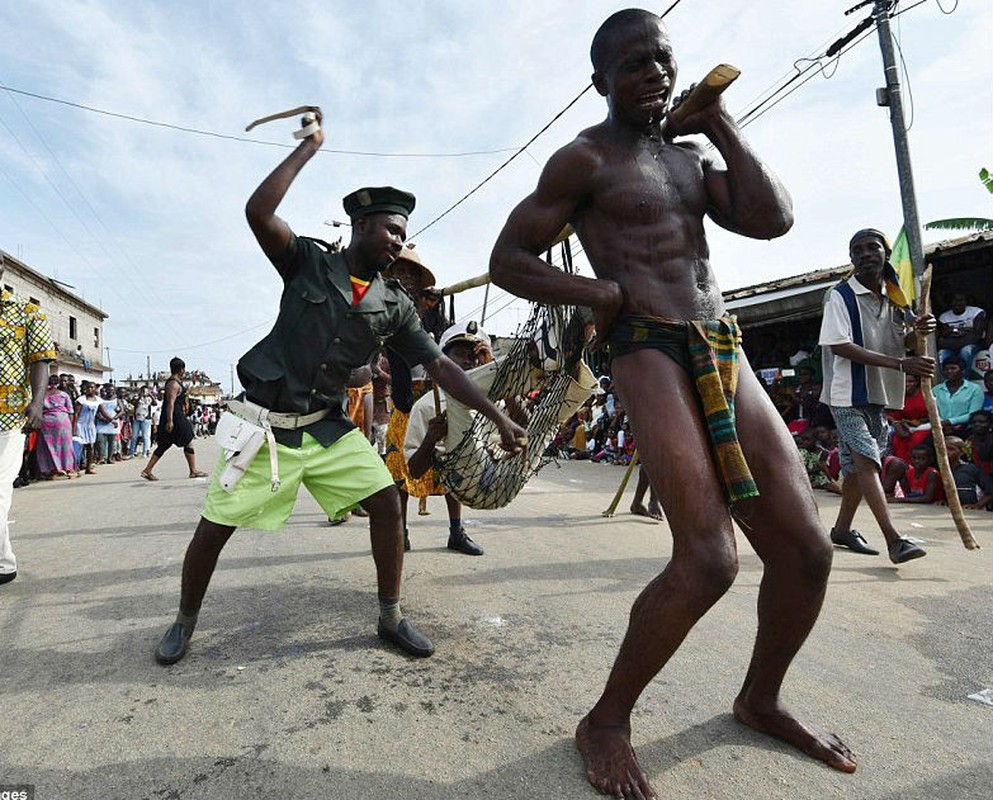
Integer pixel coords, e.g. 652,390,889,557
140,471,159,481
188,471,207,478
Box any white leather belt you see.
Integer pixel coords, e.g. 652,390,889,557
227,399,331,430
226,399,332,491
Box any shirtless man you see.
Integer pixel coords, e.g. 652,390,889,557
490,9,854,798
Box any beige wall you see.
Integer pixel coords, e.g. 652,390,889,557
2,250,108,382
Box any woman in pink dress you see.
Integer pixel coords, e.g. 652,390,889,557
36,375,76,479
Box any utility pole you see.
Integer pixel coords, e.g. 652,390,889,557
871,0,926,279
146,355,151,381
230,364,235,396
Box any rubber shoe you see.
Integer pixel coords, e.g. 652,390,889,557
0,571,16,585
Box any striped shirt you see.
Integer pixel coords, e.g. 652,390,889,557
819,275,907,410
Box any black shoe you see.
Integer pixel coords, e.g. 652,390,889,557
447,531,484,556
0,571,16,585
403,530,411,552
377,618,434,657
155,621,193,665
830,528,879,556
888,537,927,564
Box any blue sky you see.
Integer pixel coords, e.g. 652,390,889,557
1,0,990,390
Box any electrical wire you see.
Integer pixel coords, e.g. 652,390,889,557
108,315,276,354
0,83,187,341
892,4,915,131
409,0,686,240
0,83,518,159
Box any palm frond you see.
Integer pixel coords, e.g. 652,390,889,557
923,217,993,233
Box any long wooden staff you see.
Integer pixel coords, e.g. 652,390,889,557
602,450,640,517
916,265,979,550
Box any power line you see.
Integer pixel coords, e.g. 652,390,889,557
0,82,187,342
108,315,275,354
0,83,519,159
409,0,686,241
408,85,594,240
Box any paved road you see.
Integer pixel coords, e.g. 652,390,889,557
1,440,990,799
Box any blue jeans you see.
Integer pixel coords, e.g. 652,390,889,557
938,343,979,372
131,418,152,456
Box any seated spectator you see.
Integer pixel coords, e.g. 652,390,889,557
982,368,993,412
881,455,906,498
971,350,991,383
799,392,833,429
888,445,944,504
969,410,992,476
933,356,985,437
791,364,821,405
773,390,799,425
945,436,993,510
814,425,841,481
796,428,841,494
888,373,931,462
937,293,986,374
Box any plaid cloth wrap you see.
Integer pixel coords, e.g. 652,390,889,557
612,315,759,503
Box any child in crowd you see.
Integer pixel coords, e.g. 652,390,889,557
796,428,841,494
889,445,944,504
946,436,993,510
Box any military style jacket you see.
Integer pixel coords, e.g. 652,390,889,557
238,235,441,447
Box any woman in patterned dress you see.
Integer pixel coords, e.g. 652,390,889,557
36,375,75,478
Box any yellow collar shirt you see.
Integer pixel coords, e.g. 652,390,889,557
0,291,57,433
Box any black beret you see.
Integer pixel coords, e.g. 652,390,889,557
342,186,416,220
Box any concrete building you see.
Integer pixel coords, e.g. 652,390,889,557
1,248,110,383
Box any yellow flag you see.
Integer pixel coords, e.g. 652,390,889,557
890,225,915,305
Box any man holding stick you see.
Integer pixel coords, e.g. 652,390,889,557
820,228,935,563
154,107,525,665
491,9,855,798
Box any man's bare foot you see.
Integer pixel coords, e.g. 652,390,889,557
576,714,658,799
629,502,662,522
733,696,857,773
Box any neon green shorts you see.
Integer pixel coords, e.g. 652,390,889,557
202,428,394,531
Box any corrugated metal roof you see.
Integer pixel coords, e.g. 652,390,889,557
722,230,991,302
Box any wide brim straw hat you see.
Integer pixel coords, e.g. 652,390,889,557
383,243,436,291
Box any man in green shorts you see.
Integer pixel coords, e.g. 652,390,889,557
154,106,525,665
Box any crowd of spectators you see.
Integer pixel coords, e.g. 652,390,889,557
14,292,992,514
541,292,993,514
547,376,637,467
15,373,222,487
777,289,992,511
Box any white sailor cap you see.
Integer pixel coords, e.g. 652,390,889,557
439,320,490,352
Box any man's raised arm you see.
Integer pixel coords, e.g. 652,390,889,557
245,107,324,261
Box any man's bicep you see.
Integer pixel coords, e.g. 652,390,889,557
496,144,595,254
247,207,293,264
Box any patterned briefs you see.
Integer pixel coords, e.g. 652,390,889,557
609,315,759,504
